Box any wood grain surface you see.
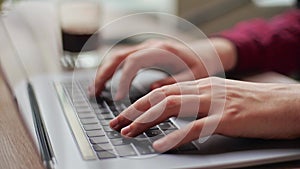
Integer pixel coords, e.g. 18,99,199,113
0,68,43,169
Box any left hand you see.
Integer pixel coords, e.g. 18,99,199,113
109,77,300,152
89,38,237,100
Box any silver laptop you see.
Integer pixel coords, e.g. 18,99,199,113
12,68,300,169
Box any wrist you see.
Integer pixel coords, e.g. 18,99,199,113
210,38,237,71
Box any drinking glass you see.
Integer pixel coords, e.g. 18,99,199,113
59,0,102,69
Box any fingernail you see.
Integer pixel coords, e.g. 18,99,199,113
153,139,168,152
109,118,118,128
121,126,131,136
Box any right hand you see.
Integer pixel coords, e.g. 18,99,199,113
109,77,300,152
89,38,237,100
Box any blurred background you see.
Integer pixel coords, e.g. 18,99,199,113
0,0,298,85
99,0,296,34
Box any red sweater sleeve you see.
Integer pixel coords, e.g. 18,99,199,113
218,9,300,75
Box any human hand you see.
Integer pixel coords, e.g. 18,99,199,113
109,77,300,152
89,38,237,100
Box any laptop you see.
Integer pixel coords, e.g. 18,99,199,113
11,67,300,169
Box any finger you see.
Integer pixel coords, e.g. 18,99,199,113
111,77,224,131
120,95,203,137
110,83,200,130
150,77,176,90
114,48,175,99
153,115,219,152
150,69,198,90
109,90,161,131
114,58,141,100
88,60,118,96
89,44,148,96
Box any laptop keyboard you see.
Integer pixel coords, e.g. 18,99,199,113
59,80,198,160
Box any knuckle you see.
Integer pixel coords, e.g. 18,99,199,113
130,122,138,130
111,52,126,63
152,85,169,96
197,82,211,91
197,76,225,91
145,39,158,45
209,77,225,88
159,85,169,94
149,88,166,102
164,96,179,108
129,122,142,134
190,121,202,136
155,41,166,47
153,41,170,50
150,87,162,95
201,76,220,84
208,76,220,81
127,54,140,63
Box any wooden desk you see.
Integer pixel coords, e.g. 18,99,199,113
0,1,299,169
0,68,43,169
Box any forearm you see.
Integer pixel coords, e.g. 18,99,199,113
217,10,300,75
268,83,300,139
256,83,300,139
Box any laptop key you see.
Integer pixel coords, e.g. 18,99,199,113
97,151,117,159
78,80,90,87
110,138,130,146
136,134,147,139
100,120,110,126
145,129,163,137
97,114,114,120
178,143,198,152
93,143,113,151
78,113,95,119
163,129,177,135
86,130,105,137
159,122,177,131
103,126,114,132
90,136,109,144
80,118,98,124
76,107,92,113
72,98,86,103
71,93,83,97
74,102,90,108
149,126,159,130
95,108,111,115
83,124,102,131
112,110,120,117
133,140,156,155
115,144,137,157
106,131,122,139
149,133,165,142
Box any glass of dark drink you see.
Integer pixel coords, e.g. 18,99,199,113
59,0,101,69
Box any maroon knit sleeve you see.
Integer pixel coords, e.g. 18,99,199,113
218,9,300,75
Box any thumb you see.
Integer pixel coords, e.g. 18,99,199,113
152,116,218,152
